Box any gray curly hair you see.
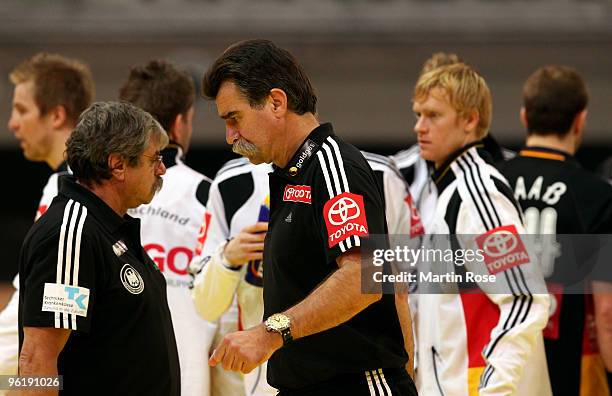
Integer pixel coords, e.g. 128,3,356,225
66,101,168,185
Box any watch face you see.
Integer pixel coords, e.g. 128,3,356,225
268,314,290,330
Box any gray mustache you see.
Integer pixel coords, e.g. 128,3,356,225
232,138,259,157
154,177,163,193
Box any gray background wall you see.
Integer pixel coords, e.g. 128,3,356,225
1,0,612,147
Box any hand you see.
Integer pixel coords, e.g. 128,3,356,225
223,222,268,266
209,324,282,373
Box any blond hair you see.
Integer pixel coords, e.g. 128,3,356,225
414,63,492,139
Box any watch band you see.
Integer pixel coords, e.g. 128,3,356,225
280,327,293,345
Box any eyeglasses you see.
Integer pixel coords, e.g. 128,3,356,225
142,152,164,168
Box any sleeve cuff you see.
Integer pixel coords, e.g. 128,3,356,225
218,239,242,271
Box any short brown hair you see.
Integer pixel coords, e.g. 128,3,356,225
414,63,492,139
119,60,195,131
522,65,588,136
9,53,94,124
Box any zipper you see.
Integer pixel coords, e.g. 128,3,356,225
431,346,445,396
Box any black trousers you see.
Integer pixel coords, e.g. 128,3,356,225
276,367,418,396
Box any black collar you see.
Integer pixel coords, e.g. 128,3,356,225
273,122,335,180
519,146,578,166
432,141,485,189
482,134,505,163
56,161,69,173
162,142,184,168
58,175,141,238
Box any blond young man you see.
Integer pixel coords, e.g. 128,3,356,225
413,63,551,395
393,52,513,208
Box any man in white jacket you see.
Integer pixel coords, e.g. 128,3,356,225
120,59,242,396
412,63,551,395
190,158,275,396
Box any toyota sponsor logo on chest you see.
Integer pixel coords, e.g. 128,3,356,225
323,192,369,247
476,224,530,274
283,185,311,204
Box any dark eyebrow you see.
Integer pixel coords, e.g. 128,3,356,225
220,110,239,120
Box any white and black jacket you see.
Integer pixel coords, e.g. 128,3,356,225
416,141,550,396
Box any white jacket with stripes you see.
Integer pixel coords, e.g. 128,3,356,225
416,143,551,396
190,158,277,396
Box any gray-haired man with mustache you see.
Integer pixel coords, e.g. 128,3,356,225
18,101,180,395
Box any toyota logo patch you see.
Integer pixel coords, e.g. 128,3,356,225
482,231,518,257
475,224,530,275
323,192,369,248
328,197,361,225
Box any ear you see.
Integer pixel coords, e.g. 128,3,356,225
519,107,528,128
108,153,127,181
573,109,588,136
49,105,68,129
168,113,182,142
463,109,480,135
269,88,288,117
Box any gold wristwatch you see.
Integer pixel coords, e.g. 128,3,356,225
264,313,293,345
